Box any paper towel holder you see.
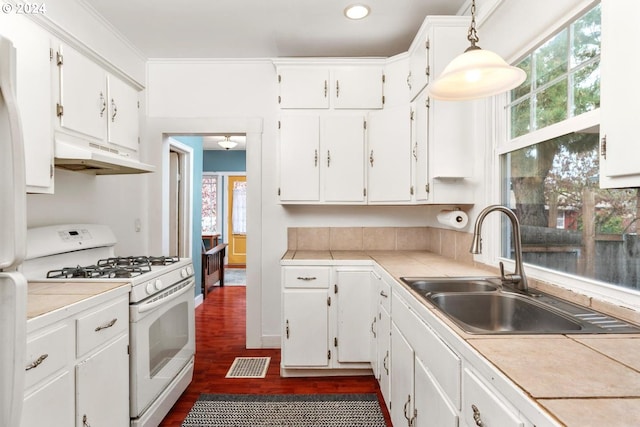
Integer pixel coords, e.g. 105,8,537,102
437,208,469,229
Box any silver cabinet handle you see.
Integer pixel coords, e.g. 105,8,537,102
314,149,318,167
296,276,317,281
111,98,118,122
369,150,374,167
324,80,328,98
407,72,412,90
371,316,377,337
383,351,389,375
413,142,418,161
336,80,340,98
25,354,48,371
95,318,117,332
403,395,412,424
83,414,91,427
327,150,331,167
99,92,106,117
285,319,290,339
472,404,484,426
380,290,388,298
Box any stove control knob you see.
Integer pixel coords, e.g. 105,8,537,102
181,268,189,278
146,282,155,294
186,265,193,275
154,279,163,290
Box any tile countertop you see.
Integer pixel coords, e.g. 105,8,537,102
27,281,130,330
282,250,640,426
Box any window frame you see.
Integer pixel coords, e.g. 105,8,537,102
489,2,640,310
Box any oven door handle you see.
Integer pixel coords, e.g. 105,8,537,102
137,279,195,314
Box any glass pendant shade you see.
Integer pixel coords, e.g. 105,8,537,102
429,48,527,101
218,137,238,150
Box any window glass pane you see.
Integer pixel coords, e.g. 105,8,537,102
573,61,600,116
510,100,531,139
535,78,568,129
201,175,217,233
571,4,601,68
535,29,568,88
511,56,531,102
502,131,640,291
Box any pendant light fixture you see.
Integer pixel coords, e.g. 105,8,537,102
428,0,526,101
218,136,238,150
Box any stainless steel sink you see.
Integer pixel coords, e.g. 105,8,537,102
400,277,500,295
428,291,640,335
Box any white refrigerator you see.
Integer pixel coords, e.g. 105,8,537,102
0,35,28,427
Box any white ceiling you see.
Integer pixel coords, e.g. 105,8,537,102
82,0,468,59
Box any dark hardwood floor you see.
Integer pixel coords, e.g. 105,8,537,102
159,286,392,426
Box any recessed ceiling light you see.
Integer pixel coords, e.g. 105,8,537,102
344,4,370,20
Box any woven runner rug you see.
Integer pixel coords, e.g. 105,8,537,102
181,393,386,427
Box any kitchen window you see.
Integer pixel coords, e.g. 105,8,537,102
500,3,640,295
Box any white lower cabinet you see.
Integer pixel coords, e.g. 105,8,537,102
76,335,129,427
390,322,415,427
281,265,375,374
282,289,330,367
21,291,130,427
415,357,458,427
462,368,524,427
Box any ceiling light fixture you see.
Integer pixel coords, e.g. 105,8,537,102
218,136,238,150
344,4,370,20
428,0,526,101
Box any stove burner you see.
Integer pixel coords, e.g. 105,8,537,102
45,256,180,279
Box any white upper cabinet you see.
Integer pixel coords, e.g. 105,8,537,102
0,14,55,193
367,105,413,204
278,114,366,204
57,44,107,141
408,23,430,100
56,43,140,156
278,67,330,109
332,66,384,109
278,115,321,202
106,75,139,152
321,115,366,203
599,0,640,188
277,63,384,110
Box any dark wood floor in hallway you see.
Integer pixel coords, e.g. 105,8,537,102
159,286,392,426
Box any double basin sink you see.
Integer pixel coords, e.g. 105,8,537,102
400,277,640,334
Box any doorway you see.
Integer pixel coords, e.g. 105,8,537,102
167,142,193,259
227,175,247,267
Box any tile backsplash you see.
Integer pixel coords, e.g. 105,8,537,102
288,226,473,264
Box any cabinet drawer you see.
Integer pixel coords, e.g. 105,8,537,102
76,296,128,357
463,368,524,427
283,267,330,288
25,323,72,390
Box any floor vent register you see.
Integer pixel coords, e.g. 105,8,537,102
225,357,271,378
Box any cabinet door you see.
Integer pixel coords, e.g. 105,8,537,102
335,270,372,363
282,289,329,367
21,371,74,427
413,91,429,202
76,335,129,427
322,115,366,202
377,305,391,411
414,357,458,427
279,115,320,202
463,368,524,427
58,44,106,141
13,18,53,193
599,0,640,188
278,67,330,109
332,66,383,109
408,29,429,100
107,75,139,153
390,322,415,427
367,105,412,203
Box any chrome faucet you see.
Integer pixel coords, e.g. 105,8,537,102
470,205,528,292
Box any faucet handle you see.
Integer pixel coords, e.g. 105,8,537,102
499,261,505,280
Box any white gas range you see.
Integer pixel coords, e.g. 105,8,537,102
21,224,195,427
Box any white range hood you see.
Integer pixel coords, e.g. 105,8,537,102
54,138,155,175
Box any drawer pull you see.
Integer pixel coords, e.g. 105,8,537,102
25,354,48,371
296,276,317,281
83,414,92,427
380,290,389,298
472,404,484,426
95,318,118,332
383,351,389,375
371,316,377,338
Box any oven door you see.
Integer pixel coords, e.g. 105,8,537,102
129,277,195,418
